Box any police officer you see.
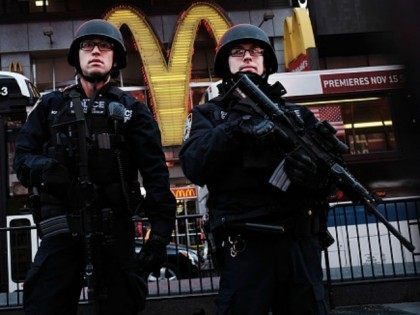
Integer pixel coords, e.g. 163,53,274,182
14,19,176,315
180,24,331,314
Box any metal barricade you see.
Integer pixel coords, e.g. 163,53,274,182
324,196,420,282
0,197,419,310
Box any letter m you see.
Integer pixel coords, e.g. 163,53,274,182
105,3,231,145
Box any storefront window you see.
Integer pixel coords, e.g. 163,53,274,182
174,199,199,247
305,96,396,155
32,55,74,92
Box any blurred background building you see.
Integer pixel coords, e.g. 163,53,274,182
1,0,419,214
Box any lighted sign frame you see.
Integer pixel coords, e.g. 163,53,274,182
104,3,231,146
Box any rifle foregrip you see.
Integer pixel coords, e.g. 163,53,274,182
330,163,375,202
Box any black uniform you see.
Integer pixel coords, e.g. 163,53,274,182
14,83,176,315
180,80,329,315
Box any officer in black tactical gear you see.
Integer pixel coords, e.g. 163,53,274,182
180,24,331,314
14,19,176,315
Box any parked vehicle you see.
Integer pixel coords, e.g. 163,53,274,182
134,239,200,281
4,214,203,291
0,71,40,115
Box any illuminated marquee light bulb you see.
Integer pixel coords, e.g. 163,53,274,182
105,3,231,146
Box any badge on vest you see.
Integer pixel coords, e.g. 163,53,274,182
91,100,106,114
68,99,107,115
123,109,132,122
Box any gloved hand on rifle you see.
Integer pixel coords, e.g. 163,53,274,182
284,150,329,192
138,234,168,276
41,162,72,200
228,115,276,143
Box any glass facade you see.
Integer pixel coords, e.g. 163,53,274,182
32,55,74,91
301,95,397,156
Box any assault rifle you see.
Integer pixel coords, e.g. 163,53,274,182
50,92,126,311
223,73,415,252
51,90,105,311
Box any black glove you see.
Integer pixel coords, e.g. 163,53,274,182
231,115,275,140
41,163,71,199
284,150,320,189
138,236,167,275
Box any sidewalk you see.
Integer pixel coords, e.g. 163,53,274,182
332,302,420,314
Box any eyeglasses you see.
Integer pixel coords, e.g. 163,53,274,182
230,47,264,57
80,40,114,52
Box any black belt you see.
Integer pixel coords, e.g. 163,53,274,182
38,208,115,239
39,214,71,238
227,217,297,235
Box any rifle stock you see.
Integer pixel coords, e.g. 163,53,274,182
225,73,415,252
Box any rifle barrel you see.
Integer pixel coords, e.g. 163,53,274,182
363,200,415,252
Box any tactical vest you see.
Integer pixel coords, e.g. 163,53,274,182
44,85,137,187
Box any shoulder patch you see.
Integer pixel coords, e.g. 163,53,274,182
183,113,193,141
124,109,133,122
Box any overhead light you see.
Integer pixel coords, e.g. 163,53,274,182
258,11,275,27
296,97,380,106
42,26,54,45
35,0,49,6
344,121,393,129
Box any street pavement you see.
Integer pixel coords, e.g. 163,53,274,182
331,302,420,314
2,281,419,314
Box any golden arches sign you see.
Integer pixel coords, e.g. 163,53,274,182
104,3,231,146
283,8,316,70
9,61,23,74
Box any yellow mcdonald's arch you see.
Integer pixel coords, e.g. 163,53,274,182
283,8,315,67
9,61,23,74
170,186,197,199
104,3,231,146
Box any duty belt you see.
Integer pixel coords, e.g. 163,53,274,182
38,214,71,238
221,220,297,258
227,217,297,235
38,208,114,239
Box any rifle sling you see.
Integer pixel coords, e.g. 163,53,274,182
68,90,90,181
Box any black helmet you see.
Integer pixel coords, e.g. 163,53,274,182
68,19,126,71
214,24,278,77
